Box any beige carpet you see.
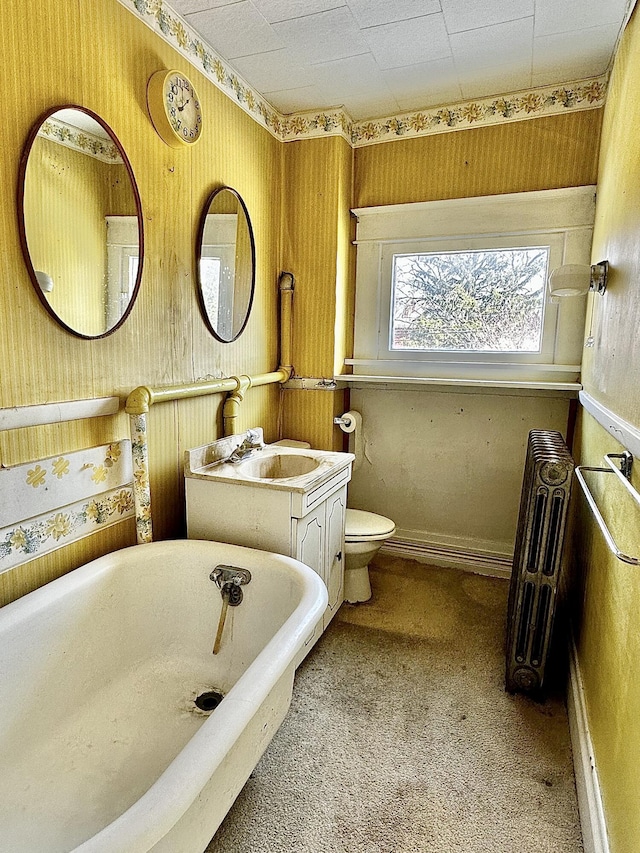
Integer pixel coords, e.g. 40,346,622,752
206,555,583,852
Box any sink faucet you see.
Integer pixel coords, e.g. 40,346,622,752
227,429,264,463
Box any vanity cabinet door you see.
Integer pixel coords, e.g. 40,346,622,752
292,505,325,666
293,504,325,578
323,486,346,628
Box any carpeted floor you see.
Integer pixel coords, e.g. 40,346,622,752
206,554,583,853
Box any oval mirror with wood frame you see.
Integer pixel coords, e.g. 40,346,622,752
18,106,144,339
196,186,255,343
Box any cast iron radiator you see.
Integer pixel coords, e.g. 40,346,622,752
505,429,575,695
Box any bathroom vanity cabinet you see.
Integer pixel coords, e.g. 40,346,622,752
184,439,353,655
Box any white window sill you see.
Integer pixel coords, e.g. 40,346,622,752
335,373,581,395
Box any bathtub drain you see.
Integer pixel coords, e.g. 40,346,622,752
195,690,224,713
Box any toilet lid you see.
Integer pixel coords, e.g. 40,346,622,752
345,509,395,541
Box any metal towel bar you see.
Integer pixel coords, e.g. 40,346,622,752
575,452,640,565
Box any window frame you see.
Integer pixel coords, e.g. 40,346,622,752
350,187,595,384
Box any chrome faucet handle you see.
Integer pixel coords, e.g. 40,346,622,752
210,565,252,589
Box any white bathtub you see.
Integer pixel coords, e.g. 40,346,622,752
0,539,327,853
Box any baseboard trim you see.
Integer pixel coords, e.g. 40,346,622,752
567,637,610,853
381,536,513,578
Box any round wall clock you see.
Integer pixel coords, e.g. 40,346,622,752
147,69,203,148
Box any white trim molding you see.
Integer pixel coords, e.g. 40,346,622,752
568,636,610,853
0,397,120,432
117,0,607,148
382,532,513,578
579,389,640,458
350,187,595,384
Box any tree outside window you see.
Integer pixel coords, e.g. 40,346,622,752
391,247,548,352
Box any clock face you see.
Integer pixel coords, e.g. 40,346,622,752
164,73,202,143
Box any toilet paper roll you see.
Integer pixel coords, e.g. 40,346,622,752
338,410,363,471
337,410,359,434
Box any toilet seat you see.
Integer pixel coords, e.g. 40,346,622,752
345,509,395,542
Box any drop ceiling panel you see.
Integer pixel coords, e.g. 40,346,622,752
533,23,622,84
347,0,441,28
362,13,452,69
187,1,285,58
233,48,315,92
441,0,534,34
171,0,632,120
534,0,631,36
251,0,349,25
382,57,462,110
458,63,533,101
450,18,534,72
271,6,370,64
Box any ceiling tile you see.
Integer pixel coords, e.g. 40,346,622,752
533,23,620,80
450,17,534,72
173,0,241,14
186,1,285,58
312,61,400,117
232,49,315,91
382,57,462,107
250,0,347,25
271,6,369,64
458,63,533,100
263,85,340,113
347,0,441,29
441,0,534,35
396,81,463,112
311,52,387,96
362,13,452,70
534,0,629,37
339,91,401,120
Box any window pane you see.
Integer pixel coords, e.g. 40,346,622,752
390,247,549,352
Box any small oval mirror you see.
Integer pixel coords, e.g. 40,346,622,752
196,186,255,343
18,106,144,338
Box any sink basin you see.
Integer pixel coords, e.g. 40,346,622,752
237,453,320,480
184,430,354,495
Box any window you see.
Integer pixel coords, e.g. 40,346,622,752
105,216,139,328
350,187,596,384
390,246,549,353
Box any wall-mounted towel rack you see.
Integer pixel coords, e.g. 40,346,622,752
575,452,640,565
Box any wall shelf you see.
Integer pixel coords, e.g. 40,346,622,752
334,374,581,395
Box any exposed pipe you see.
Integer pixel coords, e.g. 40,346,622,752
222,375,251,436
124,271,296,542
278,271,295,379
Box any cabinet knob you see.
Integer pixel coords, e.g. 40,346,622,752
336,551,342,562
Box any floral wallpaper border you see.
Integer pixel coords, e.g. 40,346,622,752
0,441,134,571
118,0,608,148
39,116,124,163
0,487,134,573
346,79,607,146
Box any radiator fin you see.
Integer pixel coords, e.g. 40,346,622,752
506,430,574,695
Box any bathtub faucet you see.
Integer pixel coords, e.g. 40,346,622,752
227,429,264,463
210,565,252,655
210,565,252,605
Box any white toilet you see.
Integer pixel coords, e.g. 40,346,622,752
271,441,395,604
343,509,396,603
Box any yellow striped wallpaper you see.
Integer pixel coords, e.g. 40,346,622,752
0,0,282,605
354,109,602,208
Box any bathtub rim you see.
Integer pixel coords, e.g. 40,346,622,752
0,538,327,853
